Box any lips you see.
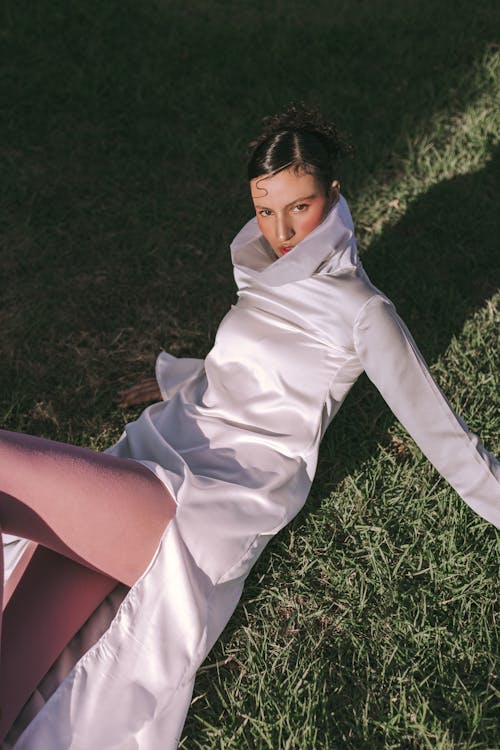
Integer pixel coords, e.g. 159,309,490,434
280,245,294,254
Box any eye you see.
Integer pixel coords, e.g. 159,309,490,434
292,203,309,212
258,209,272,217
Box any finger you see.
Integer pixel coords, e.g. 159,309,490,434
114,391,138,406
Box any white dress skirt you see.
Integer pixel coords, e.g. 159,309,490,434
4,196,500,749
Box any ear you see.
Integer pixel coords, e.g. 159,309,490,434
327,180,340,207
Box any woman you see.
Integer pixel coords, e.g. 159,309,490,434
2,104,499,749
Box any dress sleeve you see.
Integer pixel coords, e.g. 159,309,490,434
353,295,500,527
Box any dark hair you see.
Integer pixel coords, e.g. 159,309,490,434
247,103,351,193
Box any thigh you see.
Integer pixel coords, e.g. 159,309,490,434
0,430,176,586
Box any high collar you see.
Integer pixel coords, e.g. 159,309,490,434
230,195,358,288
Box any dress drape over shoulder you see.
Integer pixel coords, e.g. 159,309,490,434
4,197,499,749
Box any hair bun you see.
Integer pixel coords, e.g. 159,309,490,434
248,102,352,160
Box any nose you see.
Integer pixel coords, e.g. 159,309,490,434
276,214,295,243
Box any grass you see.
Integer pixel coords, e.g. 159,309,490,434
1,0,499,747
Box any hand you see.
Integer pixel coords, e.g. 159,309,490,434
116,378,162,407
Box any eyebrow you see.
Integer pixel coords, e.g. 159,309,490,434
253,193,317,209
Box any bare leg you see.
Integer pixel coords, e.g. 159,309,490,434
0,428,176,740
0,429,176,586
1,546,118,740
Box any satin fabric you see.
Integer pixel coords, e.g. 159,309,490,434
5,196,499,749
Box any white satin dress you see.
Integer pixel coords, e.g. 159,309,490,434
4,196,500,749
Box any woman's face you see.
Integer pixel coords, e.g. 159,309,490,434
250,168,338,258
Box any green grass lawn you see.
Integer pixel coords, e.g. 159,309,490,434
1,0,499,747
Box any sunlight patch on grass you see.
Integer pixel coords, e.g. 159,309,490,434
355,49,500,248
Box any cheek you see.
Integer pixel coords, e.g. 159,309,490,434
256,215,271,239
298,203,327,235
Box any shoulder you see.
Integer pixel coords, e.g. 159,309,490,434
321,262,394,331
353,287,395,327
352,292,414,362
